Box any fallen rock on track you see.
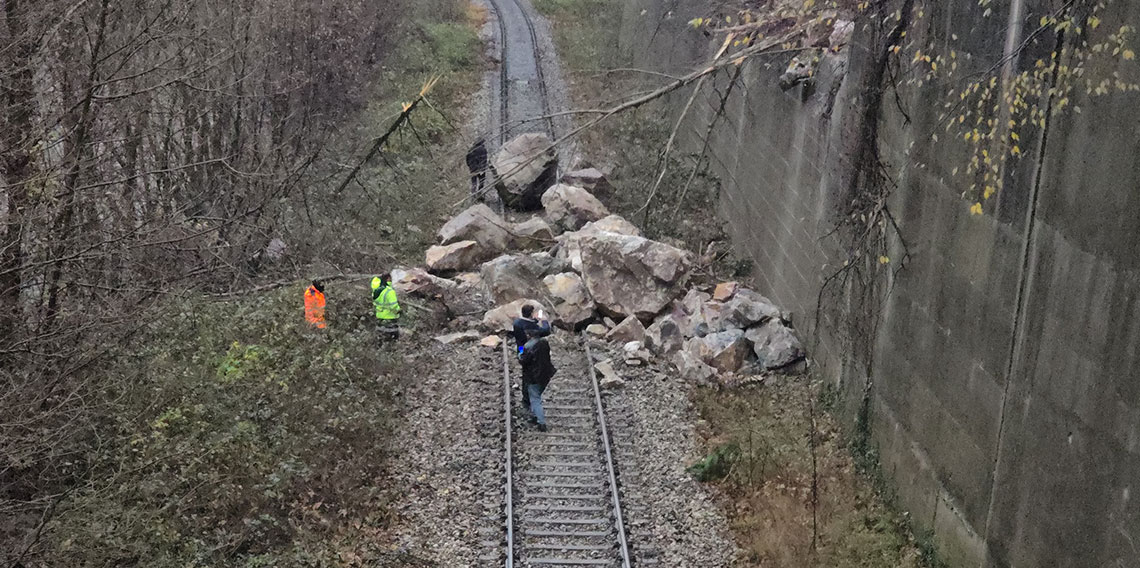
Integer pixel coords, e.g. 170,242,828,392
543,272,595,328
493,132,558,211
480,252,568,305
579,232,692,320
645,314,684,355
482,298,550,332
540,183,610,231
605,315,646,344
595,359,624,389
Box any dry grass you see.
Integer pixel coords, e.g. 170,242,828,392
466,0,489,28
694,380,927,567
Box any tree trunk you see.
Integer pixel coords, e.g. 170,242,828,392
0,0,39,347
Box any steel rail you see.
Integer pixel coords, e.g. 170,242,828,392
504,0,555,138
502,340,515,568
584,340,632,568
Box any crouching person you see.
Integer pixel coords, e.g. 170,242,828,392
519,327,556,431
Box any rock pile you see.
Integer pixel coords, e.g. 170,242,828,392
417,163,806,385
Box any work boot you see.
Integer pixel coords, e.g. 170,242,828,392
537,423,548,432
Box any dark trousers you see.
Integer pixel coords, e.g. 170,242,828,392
376,319,399,341
470,172,485,198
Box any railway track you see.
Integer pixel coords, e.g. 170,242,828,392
488,0,555,143
496,337,633,567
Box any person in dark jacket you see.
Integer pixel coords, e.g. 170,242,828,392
519,327,556,431
466,139,489,199
511,304,551,354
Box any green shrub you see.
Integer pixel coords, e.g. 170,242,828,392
687,442,741,482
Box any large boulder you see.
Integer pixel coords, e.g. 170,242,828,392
543,272,595,328
493,133,558,211
579,232,692,320
745,320,806,370
686,329,752,373
391,267,458,297
482,298,551,332
438,203,512,252
541,183,610,231
701,289,781,332
480,252,569,305
554,214,641,272
672,349,717,384
562,168,610,193
512,216,557,248
644,314,684,355
605,315,646,344
426,241,489,273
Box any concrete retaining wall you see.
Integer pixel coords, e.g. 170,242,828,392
618,1,1140,565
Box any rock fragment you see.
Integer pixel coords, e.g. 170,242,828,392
434,330,483,345
645,314,684,355
745,319,806,370
605,315,647,344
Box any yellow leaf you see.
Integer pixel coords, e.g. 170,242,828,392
984,186,996,199
970,202,984,216
879,255,891,265
1125,49,1136,60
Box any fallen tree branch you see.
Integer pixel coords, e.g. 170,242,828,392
456,36,808,209
334,76,441,196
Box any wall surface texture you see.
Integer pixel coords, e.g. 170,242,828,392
618,1,1140,566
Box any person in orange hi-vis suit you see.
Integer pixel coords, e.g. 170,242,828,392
304,280,326,329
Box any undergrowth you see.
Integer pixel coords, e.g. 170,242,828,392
25,287,420,566
694,380,930,567
4,1,481,565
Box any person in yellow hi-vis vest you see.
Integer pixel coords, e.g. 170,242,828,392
371,273,401,340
